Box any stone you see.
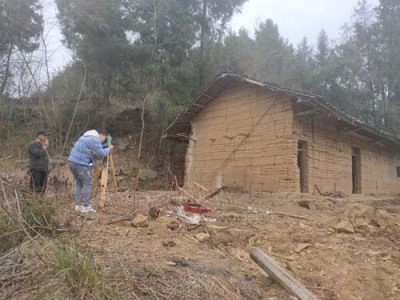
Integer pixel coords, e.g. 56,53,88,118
297,200,316,210
148,206,161,219
163,240,176,248
119,167,131,176
334,221,355,234
132,214,149,227
344,204,377,221
139,168,157,180
194,232,210,242
295,243,311,253
167,220,180,231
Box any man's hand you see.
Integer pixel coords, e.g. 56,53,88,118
42,138,49,149
108,144,114,154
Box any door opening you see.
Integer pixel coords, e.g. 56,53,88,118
352,147,361,194
298,141,308,193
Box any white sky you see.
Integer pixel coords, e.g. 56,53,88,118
40,0,72,76
42,0,380,75
230,0,379,46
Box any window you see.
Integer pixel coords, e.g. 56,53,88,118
397,166,400,178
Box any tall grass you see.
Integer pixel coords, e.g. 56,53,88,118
48,244,118,299
0,178,69,254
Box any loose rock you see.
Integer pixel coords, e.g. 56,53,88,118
132,214,149,227
334,221,355,234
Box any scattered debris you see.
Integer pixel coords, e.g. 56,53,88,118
183,201,212,213
177,187,196,200
169,195,189,206
176,208,202,225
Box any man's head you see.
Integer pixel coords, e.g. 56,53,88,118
36,130,50,143
97,129,107,143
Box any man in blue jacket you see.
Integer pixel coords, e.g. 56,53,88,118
68,129,114,213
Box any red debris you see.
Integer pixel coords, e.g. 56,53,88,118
183,201,211,214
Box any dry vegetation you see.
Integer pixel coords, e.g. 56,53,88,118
1,150,400,300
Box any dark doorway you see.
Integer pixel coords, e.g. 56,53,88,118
298,141,308,193
352,147,361,194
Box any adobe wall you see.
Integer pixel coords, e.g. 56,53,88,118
296,116,400,195
184,83,299,192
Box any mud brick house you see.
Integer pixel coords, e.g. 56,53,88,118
163,73,400,195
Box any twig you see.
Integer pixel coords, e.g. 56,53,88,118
314,184,322,195
194,182,209,192
377,210,399,239
106,216,132,225
177,187,195,200
205,187,224,200
61,62,87,154
0,154,12,161
266,211,311,221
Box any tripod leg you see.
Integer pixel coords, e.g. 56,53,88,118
109,154,122,210
99,155,109,213
91,165,102,200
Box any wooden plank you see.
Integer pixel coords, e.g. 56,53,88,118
250,247,318,300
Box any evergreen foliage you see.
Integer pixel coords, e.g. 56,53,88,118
2,0,400,140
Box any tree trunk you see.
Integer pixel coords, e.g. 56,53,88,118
0,44,13,97
199,0,207,88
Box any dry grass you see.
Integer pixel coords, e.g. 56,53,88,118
1,168,400,299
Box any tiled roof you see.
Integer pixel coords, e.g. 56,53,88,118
163,73,400,147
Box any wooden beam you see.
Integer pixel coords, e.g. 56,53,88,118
338,127,361,133
184,109,198,115
250,247,318,300
296,108,320,117
192,103,206,108
296,97,312,103
203,93,215,99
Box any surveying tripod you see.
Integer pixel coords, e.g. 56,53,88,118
92,134,121,212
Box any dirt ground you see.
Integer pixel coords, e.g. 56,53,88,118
1,152,400,300
74,188,399,300
35,181,399,300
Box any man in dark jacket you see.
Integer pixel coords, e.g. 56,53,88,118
28,130,50,193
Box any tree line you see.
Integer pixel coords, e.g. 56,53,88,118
1,0,399,153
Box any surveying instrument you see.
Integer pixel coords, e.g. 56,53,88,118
94,134,121,212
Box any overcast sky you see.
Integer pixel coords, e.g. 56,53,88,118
44,0,380,75
230,0,379,46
